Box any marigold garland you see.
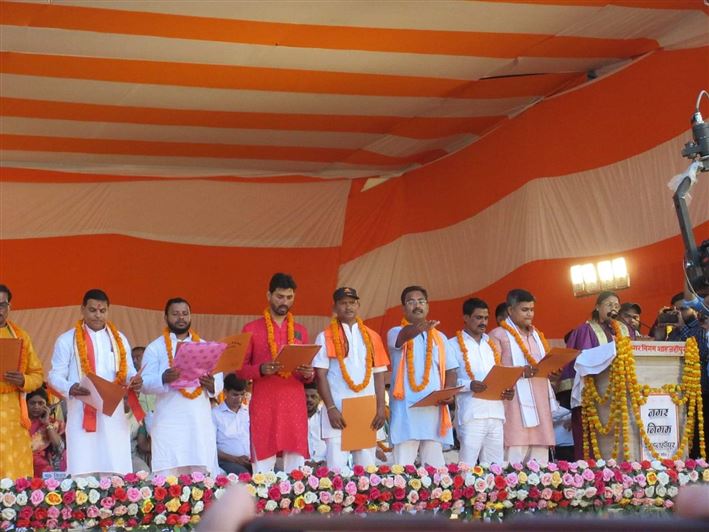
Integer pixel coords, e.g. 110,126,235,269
499,320,548,366
0,321,29,394
581,320,705,461
264,309,295,379
74,320,128,385
401,318,434,393
163,327,204,400
330,317,374,392
455,330,501,382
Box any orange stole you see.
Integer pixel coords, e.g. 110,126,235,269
323,323,390,368
393,329,452,437
81,327,98,432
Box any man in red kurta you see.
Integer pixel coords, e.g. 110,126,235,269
237,273,314,473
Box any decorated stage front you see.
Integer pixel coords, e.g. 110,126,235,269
1,458,708,530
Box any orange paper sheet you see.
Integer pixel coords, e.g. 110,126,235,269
412,386,464,408
275,344,320,373
475,366,524,400
213,332,252,374
534,347,580,379
0,338,22,378
78,373,126,416
341,395,377,452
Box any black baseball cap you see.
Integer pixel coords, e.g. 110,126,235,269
333,287,359,302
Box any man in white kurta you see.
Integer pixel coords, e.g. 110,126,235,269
313,287,389,469
48,290,139,476
447,298,514,466
142,298,222,476
305,383,327,463
388,286,458,467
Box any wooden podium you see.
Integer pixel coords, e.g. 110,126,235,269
593,341,686,460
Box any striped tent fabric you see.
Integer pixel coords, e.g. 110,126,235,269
1,0,708,370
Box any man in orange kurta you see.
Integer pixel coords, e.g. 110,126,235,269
0,285,44,479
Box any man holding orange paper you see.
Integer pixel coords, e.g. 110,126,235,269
313,287,389,469
447,298,514,466
388,286,458,467
48,289,140,476
0,284,44,479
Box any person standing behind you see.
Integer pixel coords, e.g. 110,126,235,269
448,298,514,466
0,284,44,479
212,374,251,475
48,289,140,476
387,286,458,467
142,297,222,476
489,289,555,464
304,382,327,464
236,273,314,473
313,287,389,469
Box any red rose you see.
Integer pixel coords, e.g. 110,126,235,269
453,475,464,489
332,504,343,513
448,463,459,474
142,515,153,525
315,466,330,478
114,487,127,501
290,470,304,481
685,459,697,469
30,478,44,490
238,472,252,483
497,489,507,501
15,478,31,491
559,500,570,508
587,459,596,468
640,460,651,470
16,520,30,529
333,476,343,490
169,484,182,498
428,499,440,509
72,510,86,520
557,461,569,472
369,488,381,500
155,503,166,514
668,470,678,481
154,486,167,501
352,465,365,476
420,489,431,501
256,499,267,511
215,475,229,487
354,493,368,506
404,465,416,475
380,491,392,502
63,491,76,504
355,505,367,514
440,501,451,511
124,473,138,483
99,519,112,528
30,520,43,529
494,476,507,490
463,486,474,499
178,474,192,485
424,465,436,476
34,507,48,520
126,518,138,528
391,502,404,512
529,488,541,499
166,514,179,526
452,488,463,500
620,462,632,473
379,465,391,474
303,504,315,513
203,489,213,503
393,488,405,500
179,502,190,515
19,507,33,520
551,490,563,502
614,470,623,482
268,486,281,501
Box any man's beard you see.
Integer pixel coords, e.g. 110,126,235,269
169,321,191,335
271,303,290,316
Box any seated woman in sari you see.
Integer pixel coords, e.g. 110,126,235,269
27,387,66,477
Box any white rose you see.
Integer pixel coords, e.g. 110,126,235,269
645,486,655,498
596,459,606,468
87,477,99,488
303,492,318,504
75,478,88,490
264,500,278,512
667,486,679,497
623,489,633,498
192,501,204,514
85,520,97,529
0,479,13,490
678,473,690,486
154,514,166,525
502,500,513,509
256,487,268,498
264,472,277,485
127,503,138,516
527,473,540,486
181,486,191,502
421,476,432,488
215,488,225,499
60,479,74,492
516,490,528,501
89,489,101,504
1,508,16,521
657,472,670,486
656,486,667,497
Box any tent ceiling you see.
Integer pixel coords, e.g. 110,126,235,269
1,0,707,181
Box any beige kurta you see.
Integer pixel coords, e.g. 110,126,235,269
0,323,44,479
489,326,555,447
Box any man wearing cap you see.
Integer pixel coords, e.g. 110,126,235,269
618,302,642,335
313,288,389,468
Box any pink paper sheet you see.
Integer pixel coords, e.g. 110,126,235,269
170,341,227,389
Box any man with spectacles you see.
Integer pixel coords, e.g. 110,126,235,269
387,286,458,466
0,284,45,479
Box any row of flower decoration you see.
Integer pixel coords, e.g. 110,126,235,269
2,458,708,530
582,332,705,461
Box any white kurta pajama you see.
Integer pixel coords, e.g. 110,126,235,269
313,323,387,469
447,332,505,466
142,332,223,476
48,325,136,476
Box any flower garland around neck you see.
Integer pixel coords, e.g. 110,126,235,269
264,308,294,379
401,318,433,393
500,320,549,366
455,330,501,382
0,321,29,393
75,320,127,385
330,316,373,392
163,327,203,399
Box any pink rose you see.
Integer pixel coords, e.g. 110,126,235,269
511,461,524,471
46,518,58,530
562,473,574,486
279,481,292,495
86,505,100,519
369,474,381,486
540,473,552,486
127,487,141,503
44,478,59,490
60,507,72,520
506,473,518,487
191,471,205,483
563,488,576,500
99,477,111,490
100,497,115,508
293,481,305,495
582,469,595,481
573,474,584,488
30,490,44,506
111,475,125,488
489,463,503,475
307,476,319,490
47,506,60,519
152,475,166,487
527,459,540,473
541,488,553,500
319,492,332,504
344,481,357,496
538,499,548,509
546,462,559,472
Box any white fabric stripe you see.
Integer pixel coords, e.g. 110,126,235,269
0,178,351,247
11,305,331,377
36,0,700,39
0,74,538,117
0,25,508,81
0,116,471,159
337,132,709,320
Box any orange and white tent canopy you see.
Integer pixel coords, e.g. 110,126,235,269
1,0,708,368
